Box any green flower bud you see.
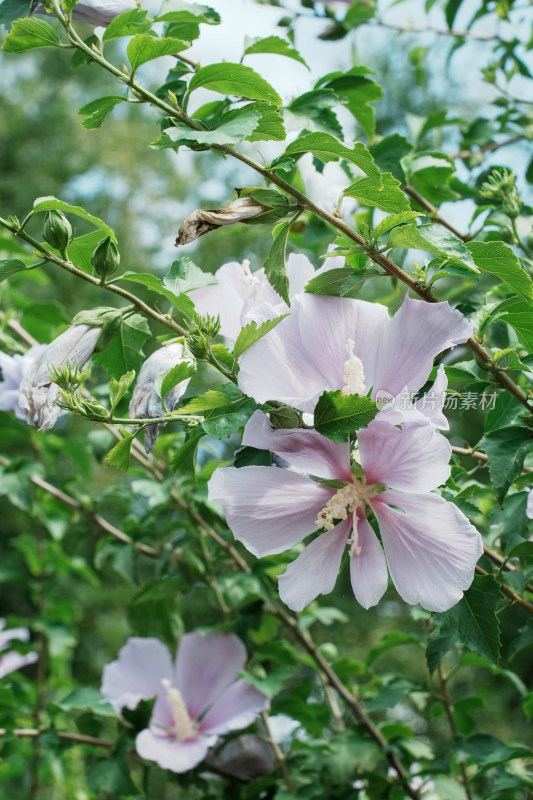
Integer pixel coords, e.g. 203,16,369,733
43,210,72,252
269,404,301,429
91,236,120,279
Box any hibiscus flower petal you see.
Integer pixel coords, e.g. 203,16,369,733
243,410,352,481
208,466,333,556
378,366,449,430
176,632,247,720
278,518,350,611
371,490,482,612
101,637,173,711
358,419,451,492
349,512,389,609
527,491,533,520
136,729,215,773
372,295,472,398
188,261,251,342
199,680,269,735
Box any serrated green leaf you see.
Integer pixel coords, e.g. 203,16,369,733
105,433,135,471
314,391,378,443
127,35,187,72
67,231,106,274
374,211,424,239
387,223,478,270
176,386,240,414
305,266,380,297
285,131,380,183
480,426,533,504
244,35,309,69
233,315,288,362
155,109,261,147
57,687,115,716
466,240,533,302
0,259,29,282
492,296,533,351
117,271,195,318
170,431,204,474
322,68,383,140
2,17,61,52
93,314,151,379
189,62,281,106
287,88,343,138
345,172,410,213
155,360,196,401
163,256,215,294
0,0,32,29
109,370,136,414
155,0,220,24
264,220,291,305
87,759,138,795
202,396,259,438
102,7,152,41
33,197,116,242
78,96,126,130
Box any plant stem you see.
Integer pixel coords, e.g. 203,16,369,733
261,711,296,794
437,665,473,800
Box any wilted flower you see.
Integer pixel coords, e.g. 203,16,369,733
32,0,137,27
0,346,45,421
209,411,482,612
0,619,38,680
189,253,341,343
101,632,269,773
129,341,193,453
176,197,268,246
18,324,101,432
205,734,275,781
238,293,473,426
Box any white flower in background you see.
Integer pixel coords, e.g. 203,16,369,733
0,619,37,680
189,252,342,343
32,0,136,27
298,153,358,216
0,346,45,421
129,342,193,453
19,324,101,432
526,491,533,520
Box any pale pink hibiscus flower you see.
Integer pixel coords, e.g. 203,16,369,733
101,632,269,773
237,293,472,428
0,619,38,679
189,253,341,343
209,411,482,613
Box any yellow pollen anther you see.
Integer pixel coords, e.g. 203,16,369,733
316,483,364,531
161,679,196,741
342,339,366,396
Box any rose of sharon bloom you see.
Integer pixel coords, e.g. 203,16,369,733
101,632,269,773
129,342,193,453
19,324,101,432
0,619,38,680
189,253,341,343
32,0,136,27
209,411,482,613
238,293,473,425
0,346,45,421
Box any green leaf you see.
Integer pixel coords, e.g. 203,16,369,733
243,35,309,69
57,687,115,716
492,297,533,351
155,109,261,147
0,0,32,29
118,271,195,318
67,231,106,274
93,314,151,379
109,370,136,414
427,575,503,670
345,172,410,214
194,384,259,438
2,17,61,52
305,266,381,298
105,432,136,471
127,34,187,72
0,259,29,282
214,103,285,144
78,96,126,130
155,0,220,24
102,7,152,41
233,315,288,362
264,220,291,305
372,133,413,182
374,211,424,239
189,63,281,106
170,431,204,474
480,426,533,504
177,386,241,414
163,256,216,294
321,68,383,141
285,132,380,183
87,760,138,795
484,391,523,434
387,223,479,271
466,240,533,302
287,89,343,138
156,360,196,401
33,197,116,242
343,0,376,27
314,391,378,443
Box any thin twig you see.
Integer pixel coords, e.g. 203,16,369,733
451,135,523,160
475,565,533,615
404,185,470,242
261,712,295,794
0,728,113,748
373,18,518,45
437,665,473,800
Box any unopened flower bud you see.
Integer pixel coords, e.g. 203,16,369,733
91,236,120,279
43,210,72,252
269,404,301,429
